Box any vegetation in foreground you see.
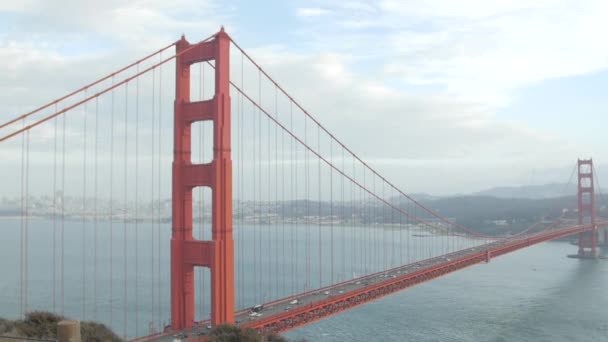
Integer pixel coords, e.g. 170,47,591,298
207,324,305,342
0,313,303,342
0,311,121,341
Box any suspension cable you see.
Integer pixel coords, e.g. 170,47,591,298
0,43,176,130
1,33,218,143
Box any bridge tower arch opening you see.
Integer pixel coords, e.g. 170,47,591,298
171,28,234,331
576,159,599,258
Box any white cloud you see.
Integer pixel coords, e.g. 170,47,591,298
379,0,552,19
1,0,605,195
235,44,580,193
0,1,38,12
295,0,608,106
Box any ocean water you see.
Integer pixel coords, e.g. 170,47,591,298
0,218,606,341
286,241,608,342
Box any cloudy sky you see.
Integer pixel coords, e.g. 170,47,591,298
2,0,608,195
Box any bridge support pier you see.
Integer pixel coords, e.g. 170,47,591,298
171,28,234,332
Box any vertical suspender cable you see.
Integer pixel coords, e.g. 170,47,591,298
109,76,115,329
240,52,246,310
361,168,365,273
150,67,156,330
351,155,355,277
359,160,363,275
233,66,239,310
252,77,257,305
411,201,416,261
383,181,386,271
341,147,345,282
369,171,373,272
381,180,385,270
330,139,334,285
360,165,364,274
53,105,58,313
317,125,322,288
234,74,239,309
135,64,140,335
94,96,99,321
252,71,256,305
267,81,273,300
276,87,281,298
264,79,270,299
291,101,297,296
281,97,286,296
305,115,309,292
157,52,163,328
274,87,280,297
199,63,206,318
19,119,24,317
413,200,417,261
444,203,448,255
61,113,66,315
241,82,245,307
369,172,373,271
266,79,272,299
362,169,366,273
371,172,382,272
82,90,88,320
391,185,395,268
406,198,409,264
233,60,237,310
239,53,245,310
372,173,376,271
258,70,263,303
385,182,389,270
25,129,30,314
123,83,129,340
400,193,403,266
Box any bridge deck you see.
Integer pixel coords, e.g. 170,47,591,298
143,225,585,341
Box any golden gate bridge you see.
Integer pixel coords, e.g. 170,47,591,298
0,28,605,340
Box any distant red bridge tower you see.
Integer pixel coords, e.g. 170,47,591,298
576,159,599,258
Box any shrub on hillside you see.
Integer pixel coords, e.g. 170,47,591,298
207,324,292,342
0,311,121,341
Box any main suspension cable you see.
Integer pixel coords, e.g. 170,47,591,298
0,43,176,130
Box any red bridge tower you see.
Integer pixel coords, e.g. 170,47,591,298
171,29,234,331
576,159,599,258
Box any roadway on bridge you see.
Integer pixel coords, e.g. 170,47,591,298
145,223,590,341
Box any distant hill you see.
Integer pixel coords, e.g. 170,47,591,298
472,183,608,199
405,193,439,201
471,165,608,199
473,183,577,199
